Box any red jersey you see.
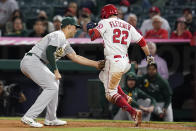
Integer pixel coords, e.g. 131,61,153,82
145,28,168,39
170,30,192,39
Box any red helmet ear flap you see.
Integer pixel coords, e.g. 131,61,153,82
101,4,118,19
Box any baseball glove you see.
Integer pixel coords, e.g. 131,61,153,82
97,60,105,70
87,22,97,31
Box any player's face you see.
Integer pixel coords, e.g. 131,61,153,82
69,25,77,37
147,66,157,77
127,80,136,88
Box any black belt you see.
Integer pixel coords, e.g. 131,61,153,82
26,52,33,56
26,52,46,64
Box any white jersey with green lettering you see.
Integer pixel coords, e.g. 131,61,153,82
30,30,74,63
20,30,74,121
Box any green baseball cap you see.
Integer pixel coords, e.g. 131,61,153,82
61,17,81,28
127,72,137,80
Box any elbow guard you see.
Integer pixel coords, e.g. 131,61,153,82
88,28,101,41
137,37,146,47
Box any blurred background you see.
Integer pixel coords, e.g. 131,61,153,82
0,0,195,122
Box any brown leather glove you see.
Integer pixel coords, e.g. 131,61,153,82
97,60,106,70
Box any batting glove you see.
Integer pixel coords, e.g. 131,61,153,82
146,55,155,64
87,22,97,31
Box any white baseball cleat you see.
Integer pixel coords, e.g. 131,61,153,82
44,119,67,126
21,116,43,128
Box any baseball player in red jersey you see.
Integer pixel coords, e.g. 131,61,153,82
87,4,154,126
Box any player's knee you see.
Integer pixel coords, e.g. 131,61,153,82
107,89,118,96
105,90,120,104
46,81,59,91
109,72,123,89
106,93,113,103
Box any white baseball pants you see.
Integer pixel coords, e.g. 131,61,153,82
99,55,131,97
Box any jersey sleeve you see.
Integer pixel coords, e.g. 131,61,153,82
95,20,107,36
48,33,65,47
64,44,75,55
130,26,143,43
48,33,60,47
46,45,58,72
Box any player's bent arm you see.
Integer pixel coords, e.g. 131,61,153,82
67,52,99,69
88,28,101,41
46,45,62,79
46,45,58,72
141,45,150,56
137,37,150,56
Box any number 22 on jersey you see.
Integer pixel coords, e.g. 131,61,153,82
113,29,129,45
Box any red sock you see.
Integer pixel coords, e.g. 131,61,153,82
112,94,136,116
118,85,128,101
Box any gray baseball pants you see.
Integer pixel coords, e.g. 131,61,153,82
20,54,59,120
154,103,173,122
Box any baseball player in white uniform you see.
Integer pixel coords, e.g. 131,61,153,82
20,17,103,127
87,4,154,126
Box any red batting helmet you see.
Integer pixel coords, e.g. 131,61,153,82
101,4,118,19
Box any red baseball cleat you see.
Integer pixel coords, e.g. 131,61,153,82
135,110,142,127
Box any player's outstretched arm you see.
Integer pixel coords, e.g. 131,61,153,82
142,45,155,64
141,45,150,56
137,37,155,64
67,52,99,69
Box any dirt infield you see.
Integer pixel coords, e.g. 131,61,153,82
0,119,196,131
